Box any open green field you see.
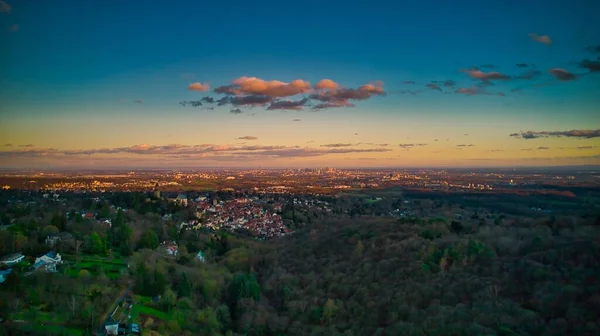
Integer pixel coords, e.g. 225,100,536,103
134,295,154,305
130,304,172,322
15,324,84,336
62,254,126,264
12,310,65,324
11,309,84,336
63,254,128,279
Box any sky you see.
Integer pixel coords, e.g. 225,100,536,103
0,0,599,169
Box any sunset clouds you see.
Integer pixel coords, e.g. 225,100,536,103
456,87,484,95
183,76,386,112
189,82,210,91
221,77,311,97
309,81,385,110
528,33,552,45
314,79,339,90
3,2,600,169
0,143,393,161
463,69,510,81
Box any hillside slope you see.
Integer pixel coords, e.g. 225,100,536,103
249,217,600,335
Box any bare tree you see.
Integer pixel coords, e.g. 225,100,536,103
68,294,78,318
75,240,82,262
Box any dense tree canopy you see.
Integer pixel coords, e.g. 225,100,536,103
1,189,599,335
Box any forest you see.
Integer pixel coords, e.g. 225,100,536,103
0,190,599,335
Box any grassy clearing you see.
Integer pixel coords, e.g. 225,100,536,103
63,254,128,280
14,322,84,335
12,308,67,324
63,254,126,264
106,271,121,280
130,304,172,322
134,295,154,305
38,325,84,336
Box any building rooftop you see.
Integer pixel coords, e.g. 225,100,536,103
0,268,13,276
1,253,23,262
32,260,45,270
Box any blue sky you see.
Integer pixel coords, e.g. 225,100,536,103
0,0,599,168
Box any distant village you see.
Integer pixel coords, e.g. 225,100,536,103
0,188,305,285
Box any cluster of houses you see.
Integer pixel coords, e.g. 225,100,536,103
185,198,290,238
159,241,205,262
159,193,292,238
0,250,63,283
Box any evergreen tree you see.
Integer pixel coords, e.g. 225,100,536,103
89,232,106,255
177,272,192,298
227,273,261,314
216,305,232,333
119,243,133,257
152,269,168,296
115,209,125,227
100,203,111,219
139,231,159,250
50,213,67,231
135,264,150,295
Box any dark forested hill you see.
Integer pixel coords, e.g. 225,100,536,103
250,217,600,335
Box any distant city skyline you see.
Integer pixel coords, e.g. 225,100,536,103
1,0,599,168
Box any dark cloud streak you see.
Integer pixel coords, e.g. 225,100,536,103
510,129,600,139
398,143,428,148
548,68,577,81
578,59,600,72
267,98,310,111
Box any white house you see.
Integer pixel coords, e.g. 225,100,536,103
105,323,119,335
36,251,62,265
162,241,178,256
1,253,24,266
33,251,62,272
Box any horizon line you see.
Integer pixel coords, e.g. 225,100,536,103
0,164,599,173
